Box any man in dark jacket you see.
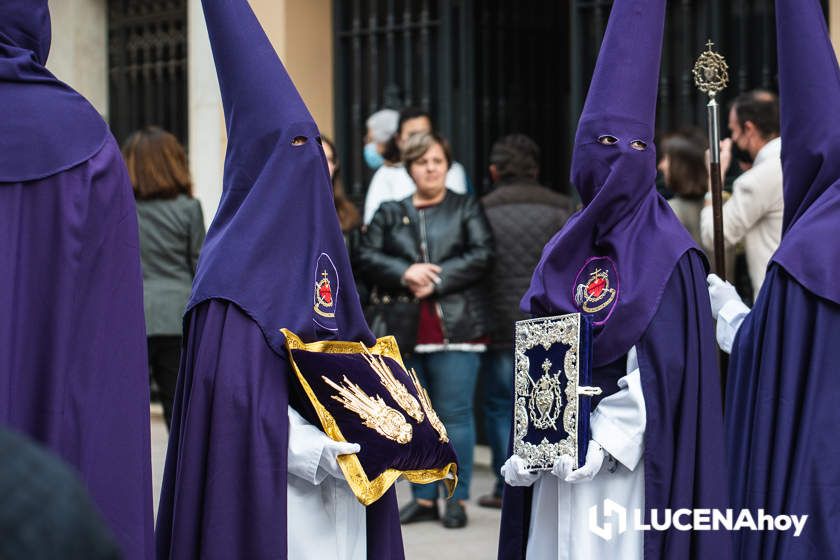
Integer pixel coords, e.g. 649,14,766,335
478,134,572,508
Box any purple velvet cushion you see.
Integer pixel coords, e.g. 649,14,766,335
282,329,458,505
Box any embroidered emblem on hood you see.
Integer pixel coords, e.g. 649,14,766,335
573,257,619,325
313,252,339,332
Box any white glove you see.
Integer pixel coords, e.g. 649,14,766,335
501,455,540,487
318,440,361,480
563,441,605,484
551,455,576,480
707,273,741,319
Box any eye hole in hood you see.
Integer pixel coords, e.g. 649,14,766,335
630,140,648,151
598,135,619,146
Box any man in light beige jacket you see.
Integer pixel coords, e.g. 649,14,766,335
701,90,783,301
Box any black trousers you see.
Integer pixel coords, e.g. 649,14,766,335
147,336,181,429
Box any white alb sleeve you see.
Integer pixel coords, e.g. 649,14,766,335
287,406,330,485
590,346,646,471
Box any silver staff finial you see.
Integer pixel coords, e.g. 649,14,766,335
693,40,730,99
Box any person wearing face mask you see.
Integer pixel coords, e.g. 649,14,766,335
363,109,398,172
700,91,783,301
362,107,469,224
356,132,494,529
497,0,731,558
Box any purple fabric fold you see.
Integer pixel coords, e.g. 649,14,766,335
500,251,733,559
726,265,840,558
0,138,153,560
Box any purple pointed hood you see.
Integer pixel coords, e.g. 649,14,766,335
770,0,840,305
0,0,107,182
188,0,376,353
0,0,51,63
522,0,697,367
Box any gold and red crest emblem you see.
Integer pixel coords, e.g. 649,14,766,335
573,257,619,325
314,270,335,318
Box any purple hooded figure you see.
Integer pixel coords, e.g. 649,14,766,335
154,0,403,558
0,2,154,559
708,0,840,557
498,0,733,558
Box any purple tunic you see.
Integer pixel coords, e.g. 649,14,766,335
726,266,840,558
0,138,154,560
500,251,732,559
155,299,403,559
724,1,840,556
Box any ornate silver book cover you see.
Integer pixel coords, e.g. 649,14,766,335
513,313,601,470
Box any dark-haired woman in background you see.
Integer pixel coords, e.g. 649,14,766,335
659,128,732,275
123,126,205,429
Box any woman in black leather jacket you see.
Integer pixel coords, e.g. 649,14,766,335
356,132,494,529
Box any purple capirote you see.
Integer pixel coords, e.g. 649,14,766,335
769,0,840,305
520,0,697,368
155,0,402,557
0,136,154,560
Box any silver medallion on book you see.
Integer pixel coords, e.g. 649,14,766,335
513,313,602,470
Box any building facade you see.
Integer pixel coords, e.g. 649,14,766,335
47,0,840,224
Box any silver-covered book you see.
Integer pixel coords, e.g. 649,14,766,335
513,313,602,470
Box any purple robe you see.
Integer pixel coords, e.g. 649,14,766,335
726,265,840,558
155,299,403,559
0,138,154,560
500,250,732,559
724,1,840,556
153,0,410,555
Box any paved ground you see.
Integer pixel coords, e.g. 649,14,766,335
150,407,502,559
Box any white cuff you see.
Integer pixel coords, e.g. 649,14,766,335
716,299,750,354
590,364,645,471
591,409,644,471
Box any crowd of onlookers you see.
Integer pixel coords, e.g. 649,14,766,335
123,88,783,530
